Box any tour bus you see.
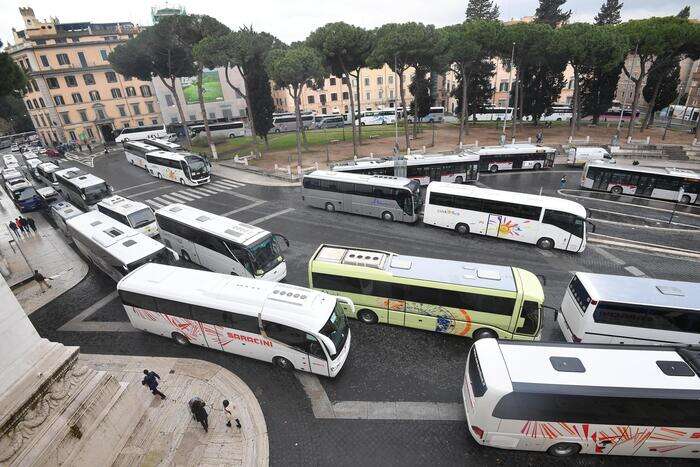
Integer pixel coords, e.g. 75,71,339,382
66,210,177,282
97,196,158,237
470,107,513,122
532,105,573,122
302,170,421,223
117,263,353,376
314,115,346,129
142,138,183,152
55,167,113,211
272,114,315,133
356,109,397,126
123,141,157,169
476,144,556,172
49,200,83,236
423,182,590,252
581,161,700,204
115,124,167,143
308,244,544,340
35,162,61,188
124,142,211,186
420,106,445,123
25,158,43,180
463,339,700,459
190,121,246,139
155,204,289,281
557,272,700,345
3,154,19,169
666,104,699,122
332,152,481,185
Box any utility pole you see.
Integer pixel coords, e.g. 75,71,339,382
502,43,515,143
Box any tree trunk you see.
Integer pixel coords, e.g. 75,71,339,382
510,71,520,141
263,134,269,150
399,71,410,150
412,94,419,138
458,65,468,144
197,67,217,159
355,73,362,143
570,69,579,139
626,78,643,140
641,78,662,131
292,87,303,173
225,66,257,143
162,76,191,147
341,65,358,157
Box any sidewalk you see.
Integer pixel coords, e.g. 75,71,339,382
0,190,87,314
78,354,269,467
214,161,299,187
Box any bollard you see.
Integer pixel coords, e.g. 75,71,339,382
422,145,426,153
475,140,478,147
459,142,463,149
568,136,573,143
527,137,531,143
645,136,650,145
315,161,319,170
274,163,278,171
407,148,411,155
586,136,590,142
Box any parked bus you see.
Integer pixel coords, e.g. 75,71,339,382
55,167,112,211
190,121,245,139
50,200,83,236
424,182,590,252
356,109,397,126
115,124,167,143
539,106,572,122
581,161,700,204
35,162,61,188
97,195,158,237
332,153,480,185
558,272,700,345
155,204,289,281
470,107,513,121
123,141,157,169
463,339,700,459
665,105,699,122
308,244,544,339
142,138,183,152
420,106,445,123
117,263,353,376
476,144,556,172
66,210,176,282
124,142,211,186
272,114,315,133
302,170,421,223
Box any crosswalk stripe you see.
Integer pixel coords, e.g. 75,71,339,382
181,189,204,199
212,180,243,188
168,191,196,201
145,199,165,209
206,186,228,193
160,194,184,203
152,196,171,206
197,187,219,195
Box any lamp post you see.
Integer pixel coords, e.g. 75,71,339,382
502,43,515,144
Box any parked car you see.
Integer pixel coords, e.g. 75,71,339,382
45,148,62,158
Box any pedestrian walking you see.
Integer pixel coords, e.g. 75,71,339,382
559,175,567,189
8,221,19,238
18,216,31,235
15,217,28,236
142,369,167,399
536,129,543,144
189,397,209,432
222,400,241,429
86,143,92,153
26,216,37,233
33,269,52,291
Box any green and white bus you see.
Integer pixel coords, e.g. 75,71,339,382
308,244,545,340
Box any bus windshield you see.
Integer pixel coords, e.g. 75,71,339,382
319,301,350,358
82,183,111,204
246,234,282,274
184,155,210,179
128,208,156,229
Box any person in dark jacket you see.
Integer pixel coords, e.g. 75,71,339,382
189,397,209,432
8,221,19,238
142,369,166,399
26,216,37,233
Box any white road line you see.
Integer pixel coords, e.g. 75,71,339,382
624,265,646,277
152,196,171,206
206,186,229,193
144,199,165,209
213,178,244,187
58,291,119,332
197,187,219,195
559,189,700,219
114,180,159,193
248,208,295,225
181,189,204,199
167,191,196,201
222,200,266,217
211,180,242,188
160,194,186,203
537,249,554,257
591,246,626,265
127,186,172,198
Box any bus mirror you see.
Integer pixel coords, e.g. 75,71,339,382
167,248,180,263
317,334,337,358
587,220,596,233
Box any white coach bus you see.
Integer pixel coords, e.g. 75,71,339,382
118,263,353,377
190,121,246,139
423,182,590,252
463,339,700,459
115,124,167,143
476,144,556,173
557,272,700,345
124,141,211,186
97,195,158,237
155,204,289,281
67,210,177,282
55,167,113,211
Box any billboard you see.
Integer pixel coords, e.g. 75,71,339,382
181,70,224,105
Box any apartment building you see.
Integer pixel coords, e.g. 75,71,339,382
6,7,162,146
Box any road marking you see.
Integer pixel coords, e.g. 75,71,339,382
222,200,266,217
160,194,186,203
559,189,700,219
197,187,219,195
152,196,171,206
588,233,700,259
588,207,700,230
591,246,626,265
212,180,243,188
624,265,646,277
166,191,196,202
181,189,204,199
537,249,554,257
205,186,228,193
58,291,119,332
248,208,295,225
144,199,165,209
128,185,173,198
295,373,463,421
114,180,159,193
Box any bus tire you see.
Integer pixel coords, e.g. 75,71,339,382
179,178,186,185
489,165,499,173
274,128,281,133
180,250,191,262
681,194,691,204
357,309,378,324
537,237,554,250
273,356,294,371
325,202,335,213
381,211,394,222
172,332,189,346
455,176,464,184
455,223,470,235
360,122,366,126
547,442,581,457
473,328,497,340
157,173,162,179
611,185,623,195
533,163,542,170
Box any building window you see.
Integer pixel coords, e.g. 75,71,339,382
32,98,39,108
342,91,349,100
89,91,101,101
39,115,46,126
330,78,336,86
320,94,327,104
365,92,370,101
26,100,33,109
65,75,78,87
389,90,394,100
132,103,141,115
137,120,144,126
39,55,49,67
146,101,155,113
499,81,509,92
239,109,246,116
78,52,87,67
344,105,349,113
71,92,83,103
86,128,94,138
83,74,95,85
151,118,158,125
321,107,327,114
31,79,39,92
208,112,216,119
189,114,196,121
377,76,383,85
105,71,117,83
117,105,126,117
54,95,65,106
140,85,152,97
378,89,383,100
60,112,71,124
165,94,174,106
123,122,130,128
100,49,109,61
364,77,370,87
56,53,70,65
69,131,77,141
78,110,88,122
331,93,338,101
170,117,178,124
46,77,59,89
96,108,106,120
125,86,136,97
498,99,507,107
39,97,45,107
388,75,394,85
307,95,315,104
111,88,122,98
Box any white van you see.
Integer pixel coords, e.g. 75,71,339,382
557,272,700,345
96,196,159,237
50,200,84,236
567,147,613,166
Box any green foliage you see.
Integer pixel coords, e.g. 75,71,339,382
465,0,500,21
408,67,431,118
0,52,27,98
558,23,626,73
643,63,679,112
0,95,33,133
265,45,327,93
307,22,370,76
368,22,440,73
534,0,572,27
594,0,623,25
451,60,495,115
248,67,275,138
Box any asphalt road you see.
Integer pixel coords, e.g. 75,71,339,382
22,148,700,466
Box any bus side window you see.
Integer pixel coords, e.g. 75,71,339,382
262,321,308,352
305,334,326,359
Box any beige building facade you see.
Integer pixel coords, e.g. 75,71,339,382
7,7,162,146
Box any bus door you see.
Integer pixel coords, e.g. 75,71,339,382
485,214,502,237
592,170,611,191
635,175,655,197
429,165,443,181
512,157,523,170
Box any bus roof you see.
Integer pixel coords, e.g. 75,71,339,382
50,200,83,220
476,143,556,155
55,168,107,189
586,161,700,180
67,210,163,264
119,263,335,333
156,204,269,246
428,182,588,218
124,141,159,152
143,139,182,151
312,244,520,293
37,162,60,172
146,150,191,162
306,170,416,189
478,339,700,395
98,195,151,215
574,272,700,310
332,152,480,171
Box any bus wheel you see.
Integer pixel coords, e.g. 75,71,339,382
172,332,189,346
455,223,470,235
537,237,554,250
273,356,294,371
157,173,162,179
180,250,191,262
547,443,581,457
274,128,280,133
357,309,378,324
611,185,623,195
489,165,498,173
325,202,335,213
533,163,542,170
681,194,691,204
381,211,394,222
179,178,186,185
455,176,464,184
473,328,497,340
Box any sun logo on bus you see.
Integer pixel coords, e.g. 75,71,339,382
490,217,530,237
